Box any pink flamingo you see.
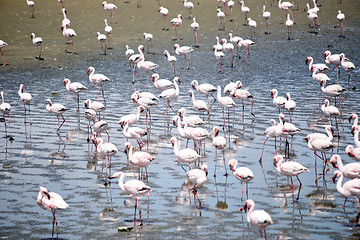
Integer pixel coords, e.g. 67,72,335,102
118,106,145,128
346,145,360,161
163,50,177,77
278,113,301,157
84,109,96,141
137,57,159,90
102,1,117,23
221,38,234,68
273,155,310,202
84,99,106,121
178,107,205,127
131,91,157,129
183,122,210,155
170,136,200,168
93,136,118,183
186,164,208,210
259,118,283,163
228,0,235,22
230,85,255,117
183,0,194,18
63,78,88,112
37,187,69,240
31,33,43,60
228,159,254,199
349,113,359,135
339,53,356,89
313,68,330,93
93,120,110,142
224,81,242,95
337,10,345,38
0,40,7,66
247,18,257,40
242,199,273,240
174,43,193,70
104,19,113,49
285,93,296,122
61,8,70,27
190,17,199,47
189,90,209,117
18,84,32,124
152,73,174,91
46,99,68,136
61,25,76,54
217,85,236,130
262,5,271,34
278,0,295,24
212,126,227,176
239,39,254,64
285,14,294,40
26,0,35,18
332,170,360,208
125,142,154,182
172,116,192,147
170,14,182,40
158,77,180,113
330,154,360,179
87,66,111,105
109,171,151,225
216,8,226,30
321,99,340,122
0,91,13,140
128,45,145,83
191,80,217,105
271,89,286,113
324,50,341,84
240,1,250,26
125,45,135,71
305,56,329,73
123,121,147,150
158,6,169,30
228,33,243,59
143,32,154,54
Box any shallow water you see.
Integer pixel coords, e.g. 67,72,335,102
0,0,360,239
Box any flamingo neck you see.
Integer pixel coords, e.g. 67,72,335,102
335,157,345,172
336,173,345,196
246,204,255,222
117,173,126,193
326,128,333,141
354,129,360,147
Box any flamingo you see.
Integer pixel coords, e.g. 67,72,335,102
273,155,310,202
158,77,180,113
321,99,340,121
228,159,254,199
36,187,69,240
129,45,145,83
123,121,147,150
172,116,192,147
26,0,35,18
125,142,154,182
170,14,182,40
216,8,226,31
278,0,295,24
212,126,227,177
158,6,169,30
259,118,283,163
332,170,360,208
228,0,235,22
337,10,345,38
0,91,13,140
228,33,243,59
271,89,286,113
102,1,117,24
174,43,193,70
221,38,234,68
30,33,43,60
84,109,97,141
224,81,242,95
93,120,110,142
242,199,273,240
278,113,301,157
239,39,254,64
125,45,135,71
240,1,250,26
285,14,294,40
306,5,318,34
152,73,174,92
189,90,209,116
61,25,76,54
247,18,257,40
84,99,106,120
183,0,194,18
131,91,157,129
97,32,107,55
214,48,225,72
87,66,111,105
213,36,223,52
46,98,68,136
305,56,329,73
191,80,217,105
183,122,210,155
186,164,208,210
285,93,296,122
339,53,356,89
118,106,145,128
190,17,199,47
349,113,359,135
320,82,346,103
63,78,88,112
170,136,201,168
312,68,330,93
324,50,341,84
0,40,7,66
93,136,118,182
104,19,112,49
178,107,205,127
18,84,32,124
230,84,255,117
217,85,236,130
330,154,360,179
346,145,360,161
137,57,159,90
61,8,70,27
143,32,154,54
306,2,320,27
262,5,271,34
163,50,177,77
109,171,151,225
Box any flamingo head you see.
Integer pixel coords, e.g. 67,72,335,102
305,57,311,65
174,76,181,85
124,142,131,154
63,78,70,86
188,90,194,97
270,89,276,98
228,159,237,171
170,136,177,147
216,8,221,13
178,107,185,117
84,99,90,109
174,44,179,51
332,170,342,183
201,164,208,176
329,154,340,168
236,81,243,89
324,50,331,59
39,187,51,199
172,116,178,127
87,66,94,75
273,154,283,167
212,126,220,137
152,73,159,82
178,14,182,20
242,199,254,213
46,99,52,105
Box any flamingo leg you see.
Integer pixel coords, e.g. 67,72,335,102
259,137,269,163
1,49,6,66
101,85,106,106
296,175,302,201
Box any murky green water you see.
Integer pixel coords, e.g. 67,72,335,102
0,0,360,239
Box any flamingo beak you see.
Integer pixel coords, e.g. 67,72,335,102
331,162,338,168
332,174,337,183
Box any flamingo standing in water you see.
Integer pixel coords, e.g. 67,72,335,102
186,164,208,210
137,56,159,90
104,19,112,49
191,80,217,105
345,125,360,161
228,159,254,199
241,199,273,240
97,32,107,55
178,107,205,127
84,109,96,141
0,40,8,66
285,93,296,122
129,45,145,83
262,5,271,34
0,91,13,140
228,33,243,59
102,1,117,24
189,90,209,117
87,66,111,106
332,170,360,208
217,85,236,130
259,118,283,163
271,89,286,113
324,50,341,84
118,106,145,128
337,10,345,38
278,0,295,24
18,84,32,124
285,14,294,40
123,121,147,150
109,171,151,225
212,126,227,177
313,68,330,94
228,0,235,22
230,83,255,117
158,6,169,30
31,33,43,60
125,142,154,182
321,99,340,124
172,116,192,147
143,32,154,54
46,98,68,136
190,17,199,47
330,154,360,179
349,113,359,135
247,18,257,40
36,187,69,240
273,155,310,202
239,39,254,64
63,78,88,112
158,77,181,113
93,136,118,182
61,25,76,54
240,1,250,26
131,91,157,129
170,14,182,40
221,38,234,68
183,0,194,18
93,120,110,142
224,81,241,95
125,45,134,71
305,56,329,73
174,43,193,70
163,50,177,77
339,53,356,89
170,136,201,169
216,8,226,31
84,99,106,121
26,0,35,18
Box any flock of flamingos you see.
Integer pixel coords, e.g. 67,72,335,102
0,0,359,239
